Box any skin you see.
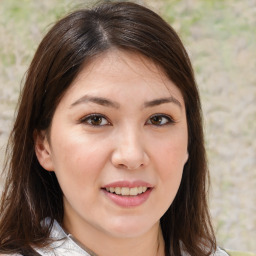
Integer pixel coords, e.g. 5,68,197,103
35,50,188,256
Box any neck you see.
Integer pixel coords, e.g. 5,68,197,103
63,219,165,256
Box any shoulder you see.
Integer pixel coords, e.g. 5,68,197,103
214,247,230,256
181,246,230,256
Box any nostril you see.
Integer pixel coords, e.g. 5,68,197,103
127,163,144,170
118,163,126,168
117,163,144,170
111,145,149,170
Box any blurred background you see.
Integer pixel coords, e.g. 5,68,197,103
0,0,255,253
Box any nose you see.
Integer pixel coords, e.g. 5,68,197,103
111,129,149,170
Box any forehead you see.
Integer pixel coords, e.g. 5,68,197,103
63,49,184,104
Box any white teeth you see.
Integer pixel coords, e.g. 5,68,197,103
115,187,121,195
129,187,138,196
121,187,130,196
105,186,148,196
138,186,143,194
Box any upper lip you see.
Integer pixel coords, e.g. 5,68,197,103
102,180,153,188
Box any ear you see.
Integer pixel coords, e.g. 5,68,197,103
34,130,54,171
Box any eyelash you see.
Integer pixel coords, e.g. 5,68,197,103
79,113,175,127
146,114,175,126
79,114,110,127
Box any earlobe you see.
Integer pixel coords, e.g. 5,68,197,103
34,130,54,171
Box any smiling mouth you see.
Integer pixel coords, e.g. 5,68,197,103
104,186,149,196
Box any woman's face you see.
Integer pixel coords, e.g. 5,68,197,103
36,50,188,240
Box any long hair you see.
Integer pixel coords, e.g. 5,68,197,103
0,2,216,255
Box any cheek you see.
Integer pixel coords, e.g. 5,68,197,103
150,133,187,197
50,133,110,187
151,132,188,168
156,146,185,210
158,148,184,187
50,137,110,217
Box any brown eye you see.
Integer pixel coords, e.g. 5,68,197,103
81,114,110,126
146,114,174,126
90,116,103,125
150,116,163,125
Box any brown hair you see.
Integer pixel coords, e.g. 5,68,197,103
0,1,216,255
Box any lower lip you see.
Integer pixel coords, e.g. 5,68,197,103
102,188,152,207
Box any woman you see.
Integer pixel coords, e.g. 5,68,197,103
0,1,229,256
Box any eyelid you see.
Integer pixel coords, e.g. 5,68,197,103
146,113,176,126
79,113,111,126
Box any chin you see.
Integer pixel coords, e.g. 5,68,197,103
103,217,159,238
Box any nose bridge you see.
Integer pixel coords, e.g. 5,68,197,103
111,123,149,170
122,125,142,153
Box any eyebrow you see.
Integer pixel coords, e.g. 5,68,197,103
144,96,182,109
70,95,120,109
70,95,182,109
